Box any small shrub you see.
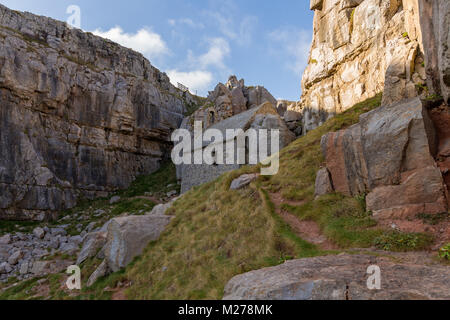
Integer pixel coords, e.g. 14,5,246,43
438,244,450,260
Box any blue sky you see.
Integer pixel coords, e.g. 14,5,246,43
0,0,314,100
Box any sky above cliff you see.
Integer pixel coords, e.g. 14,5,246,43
1,0,314,100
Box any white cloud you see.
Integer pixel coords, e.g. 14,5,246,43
203,1,258,46
268,27,312,74
168,18,204,29
167,70,213,93
92,26,169,60
196,38,230,70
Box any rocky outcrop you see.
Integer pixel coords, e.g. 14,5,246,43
0,4,193,221
223,254,450,300
186,76,277,130
318,97,448,219
179,102,295,193
293,0,450,134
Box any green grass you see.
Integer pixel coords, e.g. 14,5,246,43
2,93,438,300
374,232,434,252
282,193,382,248
119,94,387,299
0,221,41,236
439,244,450,260
118,162,179,198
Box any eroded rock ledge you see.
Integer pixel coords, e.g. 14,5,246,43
223,254,450,300
0,5,193,220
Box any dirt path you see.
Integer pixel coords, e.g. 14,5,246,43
268,192,338,250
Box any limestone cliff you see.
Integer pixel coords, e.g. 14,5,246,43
297,0,449,133
0,5,193,221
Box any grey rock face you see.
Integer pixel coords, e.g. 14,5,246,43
104,214,173,272
223,254,450,300
0,4,191,221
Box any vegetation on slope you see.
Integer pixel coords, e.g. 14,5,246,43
0,93,436,300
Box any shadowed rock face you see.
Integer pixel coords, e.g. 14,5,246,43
0,5,190,221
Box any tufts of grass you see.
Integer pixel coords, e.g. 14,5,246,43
0,221,40,236
282,193,382,248
374,232,434,252
123,173,289,299
417,212,449,226
439,244,450,260
118,162,179,198
119,94,386,300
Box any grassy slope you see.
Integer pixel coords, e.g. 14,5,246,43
1,94,436,300
121,94,387,300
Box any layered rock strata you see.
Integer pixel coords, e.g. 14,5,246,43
295,0,450,134
0,5,192,220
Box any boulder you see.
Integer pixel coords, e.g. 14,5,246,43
104,215,174,272
87,260,109,287
8,250,23,265
284,110,302,123
314,168,334,197
0,234,11,245
230,174,259,190
0,262,12,274
59,242,79,255
109,196,121,205
50,228,67,236
30,261,49,276
19,261,29,275
33,227,45,239
223,254,450,300
318,97,447,218
76,232,107,265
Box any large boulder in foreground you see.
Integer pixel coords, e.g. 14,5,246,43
223,254,450,300
318,97,447,218
104,215,173,272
